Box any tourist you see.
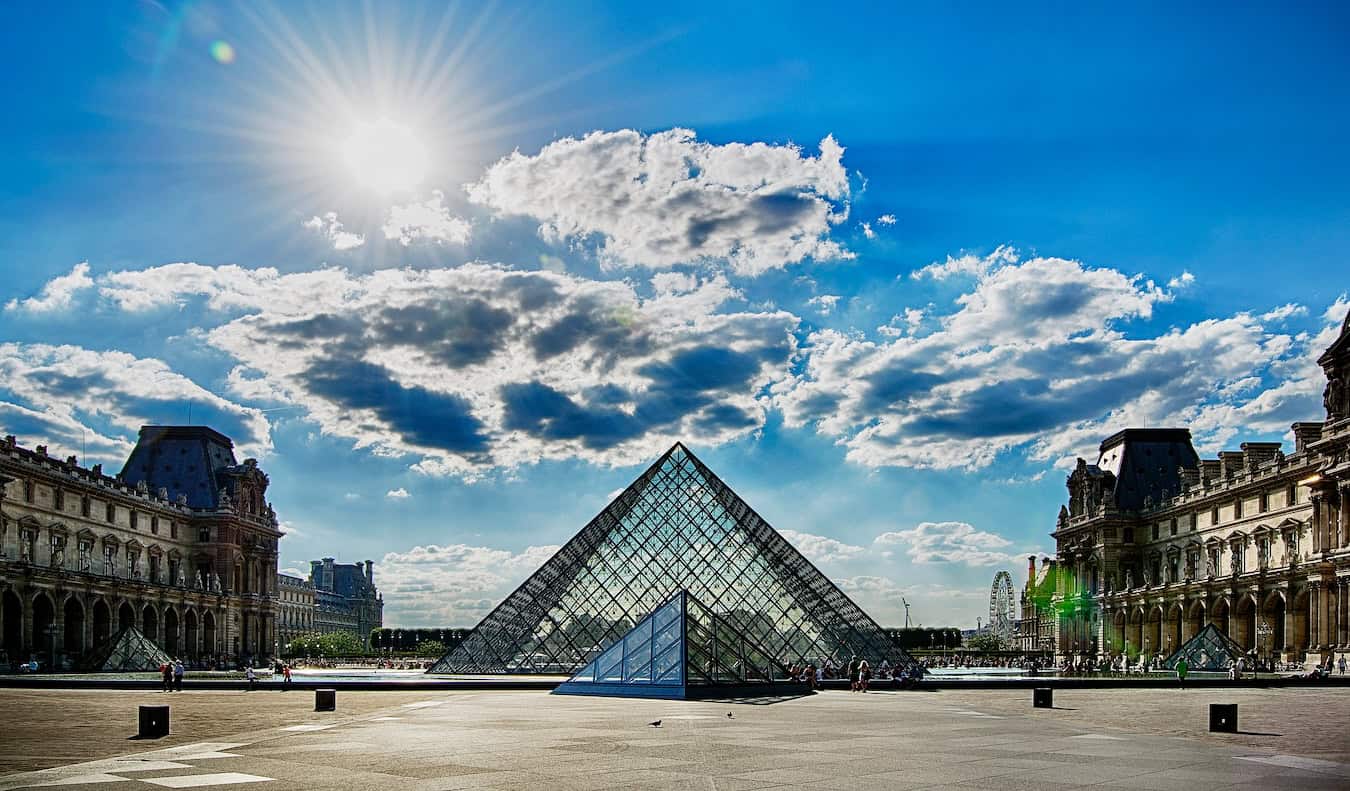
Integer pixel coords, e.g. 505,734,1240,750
1338,656,1347,676
858,658,870,692
245,664,257,691
160,662,172,693
174,659,185,691
846,656,860,692
283,663,293,689
1175,656,1188,689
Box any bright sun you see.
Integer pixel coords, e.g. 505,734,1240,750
342,118,429,194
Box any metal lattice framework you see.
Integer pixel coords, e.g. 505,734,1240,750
1161,623,1244,671
429,443,915,674
989,571,1015,644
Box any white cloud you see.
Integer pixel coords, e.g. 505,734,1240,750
343,492,361,500
87,261,796,477
875,522,1013,566
807,294,841,315
6,262,94,313
386,487,410,499
877,214,896,226
1260,303,1307,323
0,343,271,463
304,212,365,251
467,128,853,275
1167,270,1196,289
860,222,875,240
910,245,1017,281
776,248,1320,471
377,542,560,626
382,190,472,246
779,529,866,564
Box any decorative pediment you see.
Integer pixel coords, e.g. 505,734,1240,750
1277,516,1303,530
46,521,68,535
167,548,181,560
75,527,97,541
124,539,143,551
146,544,163,557
100,533,120,546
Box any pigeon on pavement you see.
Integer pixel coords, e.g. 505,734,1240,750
649,720,662,728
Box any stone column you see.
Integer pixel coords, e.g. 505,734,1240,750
1310,491,1326,556
1318,582,1333,651
1341,484,1350,549
20,591,32,657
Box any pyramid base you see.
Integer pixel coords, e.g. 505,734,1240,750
552,680,812,701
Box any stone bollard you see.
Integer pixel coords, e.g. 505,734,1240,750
315,688,336,712
1033,688,1053,708
1209,703,1237,733
138,705,170,738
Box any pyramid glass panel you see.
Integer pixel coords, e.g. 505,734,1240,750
430,443,915,675
1161,623,1247,672
554,589,806,699
82,626,173,673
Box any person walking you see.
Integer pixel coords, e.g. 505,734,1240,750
245,664,257,691
858,659,871,693
160,662,172,693
173,659,185,692
283,663,292,690
1175,656,1188,689
1338,656,1346,676
846,656,860,692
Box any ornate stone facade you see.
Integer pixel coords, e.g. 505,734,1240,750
309,557,382,646
1050,311,1350,667
276,572,315,648
0,426,281,669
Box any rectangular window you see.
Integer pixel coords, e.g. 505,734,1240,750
23,480,34,503
1289,484,1298,505
169,558,180,585
78,540,93,573
1151,524,1159,540
1234,499,1243,519
1170,518,1178,536
150,516,158,535
1259,492,1268,513
130,511,138,530
54,488,64,511
127,549,140,579
49,535,64,568
103,545,117,576
105,503,115,523
1123,527,1134,543
1211,506,1220,526
149,555,161,583
170,522,178,539
81,496,91,518
199,527,211,543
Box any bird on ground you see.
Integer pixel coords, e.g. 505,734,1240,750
726,712,734,719
649,720,662,728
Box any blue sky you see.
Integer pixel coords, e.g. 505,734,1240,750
2,1,1348,628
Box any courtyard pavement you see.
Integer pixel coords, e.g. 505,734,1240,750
1,686,1348,789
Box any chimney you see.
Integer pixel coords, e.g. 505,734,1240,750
364,559,374,586
1199,460,1222,485
1291,422,1324,454
1027,555,1036,583
310,560,323,588
1218,451,1245,479
1240,442,1281,469
323,557,335,591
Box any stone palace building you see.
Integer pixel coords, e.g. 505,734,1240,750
0,426,281,669
1049,311,1350,667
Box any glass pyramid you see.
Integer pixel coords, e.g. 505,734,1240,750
1161,623,1246,672
429,442,914,675
82,626,173,672
554,589,805,699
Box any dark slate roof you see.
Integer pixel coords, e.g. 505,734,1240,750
118,425,238,509
330,564,375,598
1094,428,1199,512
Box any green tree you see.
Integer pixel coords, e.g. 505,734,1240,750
414,640,446,657
965,632,1005,653
284,631,369,657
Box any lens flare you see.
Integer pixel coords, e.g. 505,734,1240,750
209,40,235,64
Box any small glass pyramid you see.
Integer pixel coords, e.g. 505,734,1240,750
1161,623,1247,671
82,626,173,672
430,443,914,675
554,589,806,699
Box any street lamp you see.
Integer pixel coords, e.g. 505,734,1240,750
1257,619,1273,671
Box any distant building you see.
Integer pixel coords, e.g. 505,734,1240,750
0,426,281,669
1049,312,1350,666
309,557,382,646
275,572,314,648
1016,556,1057,653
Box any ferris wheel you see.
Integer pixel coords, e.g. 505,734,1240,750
989,571,1015,645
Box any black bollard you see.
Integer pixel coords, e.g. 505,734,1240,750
1033,688,1053,708
315,688,336,712
138,705,170,738
1209,703,1237,733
